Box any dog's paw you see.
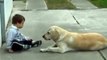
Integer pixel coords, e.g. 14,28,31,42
40,48,47,52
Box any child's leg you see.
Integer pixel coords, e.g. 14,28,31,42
11,41,23,52
22,39,42,47
21,39,32,45
31,40,42,47
11,39,30,51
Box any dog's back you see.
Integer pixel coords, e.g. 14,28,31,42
68,32,107,50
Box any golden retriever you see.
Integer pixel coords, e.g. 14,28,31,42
40,26,107,53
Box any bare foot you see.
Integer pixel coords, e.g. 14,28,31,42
8,49,14,53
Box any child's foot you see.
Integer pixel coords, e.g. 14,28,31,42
8,49,14,53
23,45,31,50
32,40,42,47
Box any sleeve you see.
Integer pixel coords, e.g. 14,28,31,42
6,29,17,48
20,33,30,40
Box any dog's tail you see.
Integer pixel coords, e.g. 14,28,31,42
101,39,107,50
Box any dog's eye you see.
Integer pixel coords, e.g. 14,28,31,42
47,32,50,34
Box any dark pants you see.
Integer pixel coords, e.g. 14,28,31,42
11,39,32,51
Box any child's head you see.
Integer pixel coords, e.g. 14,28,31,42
12,14,25,29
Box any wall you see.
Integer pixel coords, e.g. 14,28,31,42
4,0,13,28
0,0,13,48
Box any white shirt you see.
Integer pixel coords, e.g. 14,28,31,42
6,25,26,48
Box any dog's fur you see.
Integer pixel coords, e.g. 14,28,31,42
40,26,107,53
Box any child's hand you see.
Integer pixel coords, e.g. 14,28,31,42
8,48,14,53
25,37,31,40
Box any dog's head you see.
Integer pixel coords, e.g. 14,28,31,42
42,26,61,42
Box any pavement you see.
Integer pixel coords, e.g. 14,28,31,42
26,0,47,10
71,0,98,9
1,0,107,60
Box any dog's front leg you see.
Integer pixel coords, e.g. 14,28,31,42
40,42,68,53
48,47,66,53
40,43,57,52
40,46,65,53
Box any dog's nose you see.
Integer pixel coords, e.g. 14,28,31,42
42,35,45,38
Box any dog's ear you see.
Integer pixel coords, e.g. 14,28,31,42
51,29,60,42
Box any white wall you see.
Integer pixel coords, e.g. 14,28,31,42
0,0,4,48
4,0,13,28
0,13,2,47
0,0,13,48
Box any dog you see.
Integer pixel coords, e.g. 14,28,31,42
40,26,107,53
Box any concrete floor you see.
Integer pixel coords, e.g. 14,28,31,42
1,0,107,60
1,9,107,60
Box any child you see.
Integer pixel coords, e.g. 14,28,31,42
6,14,42,53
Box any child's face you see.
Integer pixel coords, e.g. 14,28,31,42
16,20,25,29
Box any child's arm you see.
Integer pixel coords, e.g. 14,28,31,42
6,29,16,49
21,33,31,40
